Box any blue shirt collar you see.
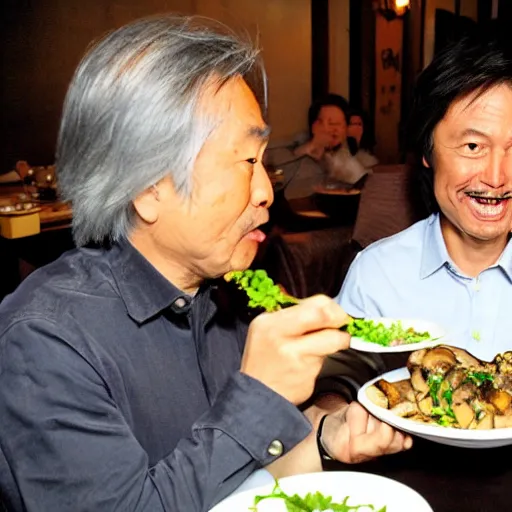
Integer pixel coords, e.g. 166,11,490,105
419,213,512,281
420,214,449,279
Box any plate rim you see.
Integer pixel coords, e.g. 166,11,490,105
211,470,433,511
358,367,512,440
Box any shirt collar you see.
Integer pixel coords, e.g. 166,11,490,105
109,240,194,324
420,213,450,279
495,237,512,282
419,213,512,281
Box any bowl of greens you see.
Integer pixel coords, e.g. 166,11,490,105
209,471,432,512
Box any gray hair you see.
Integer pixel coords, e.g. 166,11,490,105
56,15,267,246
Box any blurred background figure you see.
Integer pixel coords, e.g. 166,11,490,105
348,107,379,172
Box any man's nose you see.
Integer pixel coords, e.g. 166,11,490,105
481,151,507,189
252,163,274,209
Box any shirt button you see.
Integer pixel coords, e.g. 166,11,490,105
267,440,284,457
174,297,187,308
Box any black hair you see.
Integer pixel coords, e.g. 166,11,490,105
348,107,375,152
307,93,350,135
408,22,512,214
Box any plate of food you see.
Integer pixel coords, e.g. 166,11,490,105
347,318,446,353
209,471,432,512
358,345,512,448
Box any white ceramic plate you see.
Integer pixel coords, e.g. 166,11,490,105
349,317,446,353
210,471,432,512
358,367,512,448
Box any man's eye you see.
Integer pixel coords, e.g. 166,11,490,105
461,142,485,156
245,158,258,165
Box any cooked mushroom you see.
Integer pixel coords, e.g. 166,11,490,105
452,382,478,405
421,347,457,374
390,400,418,418
393,379,416,402
418,396,433,416
446,346,483,369
365,385,388,409
407,348,427,369
410,367,429,395
445,368,466,390
375,379,402,408
452,401,475,429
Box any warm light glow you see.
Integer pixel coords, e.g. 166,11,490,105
395,0,410,7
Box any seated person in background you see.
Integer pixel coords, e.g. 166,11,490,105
292,94,369,191
336,29,512,363
0,15,409,512
347,107,379,171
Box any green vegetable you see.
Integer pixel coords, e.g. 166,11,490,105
346,319,431,347
465,372,494,386
427,374,456,425
225,269,298,312
250,481,386,511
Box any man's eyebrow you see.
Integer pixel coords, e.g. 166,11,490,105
247,124,272,141
458,128,491,139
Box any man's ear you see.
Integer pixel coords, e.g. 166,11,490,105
133,186,160,224
422,156,430,168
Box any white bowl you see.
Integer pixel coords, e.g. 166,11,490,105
210,470,432,512
358,367,512,448
349,317,446,353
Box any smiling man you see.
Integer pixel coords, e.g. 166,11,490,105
337,29,512,362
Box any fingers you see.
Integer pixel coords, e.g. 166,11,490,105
344,404,413,463
294,328,351,358
254,295,350,338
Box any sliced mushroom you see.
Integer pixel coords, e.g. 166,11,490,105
421,347,457,374
445,346,483,370
445,368,466,390
410,367,429,395
418,395,433,416
452,401,475,429
407,348,427,369
390,400,418,418
365,385,389,409
375,379,402,408
452,382,478,405
394,379,416,402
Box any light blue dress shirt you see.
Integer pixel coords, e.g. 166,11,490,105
336,213,512,362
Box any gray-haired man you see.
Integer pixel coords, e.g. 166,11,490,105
0,15,409,511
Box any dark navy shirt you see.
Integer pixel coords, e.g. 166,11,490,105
0,241,311,511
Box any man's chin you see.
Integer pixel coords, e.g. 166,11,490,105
229,239,259,272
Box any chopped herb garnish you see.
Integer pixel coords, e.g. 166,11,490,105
465,372,494,386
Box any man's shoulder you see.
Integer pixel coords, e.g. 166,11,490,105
0,247,119,332
355,216,430,267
